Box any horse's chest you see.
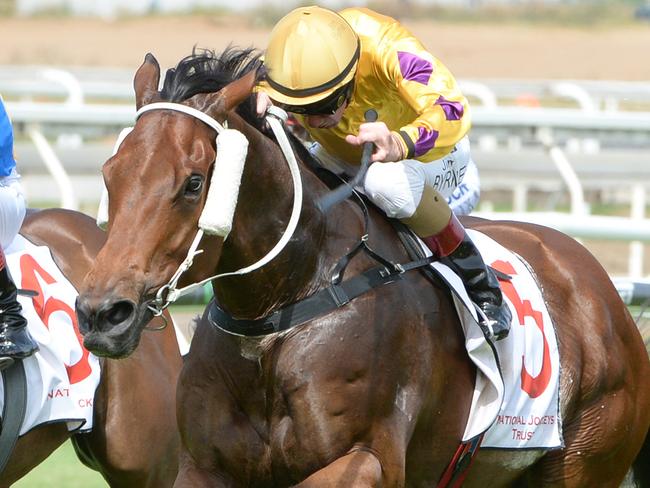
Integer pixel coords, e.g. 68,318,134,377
232,342,376,481
200,317,412,484
269,342,379,466
203,370,370,485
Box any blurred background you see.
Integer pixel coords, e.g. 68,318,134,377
1,1,649,485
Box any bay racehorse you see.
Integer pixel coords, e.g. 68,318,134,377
1,208,181,487
76,49,650,487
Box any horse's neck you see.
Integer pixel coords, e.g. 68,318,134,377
212,117,335,319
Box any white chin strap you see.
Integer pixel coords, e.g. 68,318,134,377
97,102,302,314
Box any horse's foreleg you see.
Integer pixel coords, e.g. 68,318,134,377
294,450,384,488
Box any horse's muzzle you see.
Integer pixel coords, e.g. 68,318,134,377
76,295,147,358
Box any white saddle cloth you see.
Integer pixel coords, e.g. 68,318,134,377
427,229,563,449
0,235,101,435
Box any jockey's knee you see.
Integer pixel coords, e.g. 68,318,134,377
364,162,420,219
0,177,26,248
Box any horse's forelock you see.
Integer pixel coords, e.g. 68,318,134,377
160,47,263,102
158,46,265,130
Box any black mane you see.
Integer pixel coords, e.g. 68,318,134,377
160,46,264,126
159,46,326,178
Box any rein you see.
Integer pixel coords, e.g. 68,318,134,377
113,103,304,316
135,104,437,337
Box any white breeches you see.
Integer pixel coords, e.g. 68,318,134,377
0,170,26,249
309,135,479,218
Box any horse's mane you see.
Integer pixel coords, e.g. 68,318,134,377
159,46,328,182
160,46,265,129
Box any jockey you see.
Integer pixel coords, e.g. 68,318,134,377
0,97,38,366
257,6,511,340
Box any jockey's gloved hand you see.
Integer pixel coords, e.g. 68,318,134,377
345,121,406,163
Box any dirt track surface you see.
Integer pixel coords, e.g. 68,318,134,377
2,15,650,80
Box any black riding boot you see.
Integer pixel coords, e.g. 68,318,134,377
0,249,38,364
422,214,512,341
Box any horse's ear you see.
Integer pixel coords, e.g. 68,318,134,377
134,53,161,110
209,70,258,116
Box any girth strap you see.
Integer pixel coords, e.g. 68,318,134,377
208,255,435,337
0,360,27,473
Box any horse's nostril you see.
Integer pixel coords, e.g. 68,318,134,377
103,300,135,326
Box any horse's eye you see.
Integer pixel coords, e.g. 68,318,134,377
184,174,204,198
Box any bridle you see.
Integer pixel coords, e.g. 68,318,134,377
148,104,303,317
100,102,304,318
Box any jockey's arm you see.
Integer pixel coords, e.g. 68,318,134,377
370,31,471,163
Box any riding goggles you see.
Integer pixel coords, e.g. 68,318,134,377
280,81,354,116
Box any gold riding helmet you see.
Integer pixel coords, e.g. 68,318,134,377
264,6,360,114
